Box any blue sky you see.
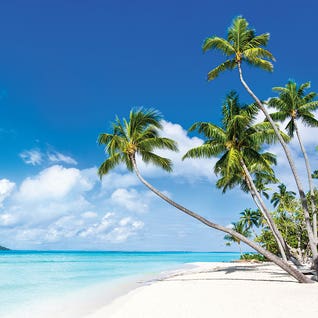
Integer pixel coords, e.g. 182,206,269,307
0,0,317,251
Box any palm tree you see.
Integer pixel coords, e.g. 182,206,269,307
183,92,289,260
253,170,278,200
268,80,318,240
240,208,261,237
224,222,252,256
271,183,296,212
98,108,311,283
202,16,318,261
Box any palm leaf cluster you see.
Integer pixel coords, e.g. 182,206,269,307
268,80,318,137
98,108,178,177
203,16,275,81
224,221,252,245
183,91,280,193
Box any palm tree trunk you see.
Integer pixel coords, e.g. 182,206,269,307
294,121,317,242
238,243,243,257
240,159,288,261
129,154,313,283
237,62,318,262
250,226,258,239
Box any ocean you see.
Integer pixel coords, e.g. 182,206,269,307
0,250,240,317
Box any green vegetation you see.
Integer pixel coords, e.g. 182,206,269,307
98,17,318,283
224,222,252,256
240,253,267,262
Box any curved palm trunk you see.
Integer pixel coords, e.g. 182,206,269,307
130,154,312,283
240,159,288,261
294,121,317,242
237,63,318,262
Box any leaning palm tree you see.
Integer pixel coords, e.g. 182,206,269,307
183,92,289,260
202,16,317,261
98,108,311,283
224,221,252,256
268,80,318,240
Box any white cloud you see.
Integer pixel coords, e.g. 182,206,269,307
135,120,217,182
20,149,43,165
110,188,150,213
78,213,144,243
0,213,18,226
101,172,139,191
19,148,77,166
81,211,98,219
17,165,93,202
0,164,147,247
47,151,78,165
109,218,144,243
0,179,15,207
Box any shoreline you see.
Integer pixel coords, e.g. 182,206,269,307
86,261,318,318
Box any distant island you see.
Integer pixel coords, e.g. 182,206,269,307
0,245,10,251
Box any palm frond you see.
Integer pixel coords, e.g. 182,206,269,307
183,142,226,160
298,81,311,96
300,114,318,127
243,47,275,61
227,16,251,46
243,56,273,72
202,37,235,55
267,110,289,122
207,59,237,81
129,108,162,136
139,151,173,172
98,133,115,145
299,101,318,113
139,137,178,152
285,120,295,137
189,121,226,140
246,33,270,48
98,153,123,178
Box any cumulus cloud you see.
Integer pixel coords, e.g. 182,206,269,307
110,188,150,213
20,149,43,165
0,179,15,207
78,213,144,243
0,164,147,248
17,165,93,202
135,120,217,182
101,172,139,191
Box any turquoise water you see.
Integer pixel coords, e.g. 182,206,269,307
0,250,239,316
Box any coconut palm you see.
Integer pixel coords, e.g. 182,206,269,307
271,183,296,212
240,208,262,237
253,170,278,200
224,222,252,256
268,80,318,240
98,108,311,283
183,92,289,260
203,16,317,261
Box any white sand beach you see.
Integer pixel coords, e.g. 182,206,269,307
87,262,318,318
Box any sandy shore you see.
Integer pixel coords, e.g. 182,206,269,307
86,262,318,318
